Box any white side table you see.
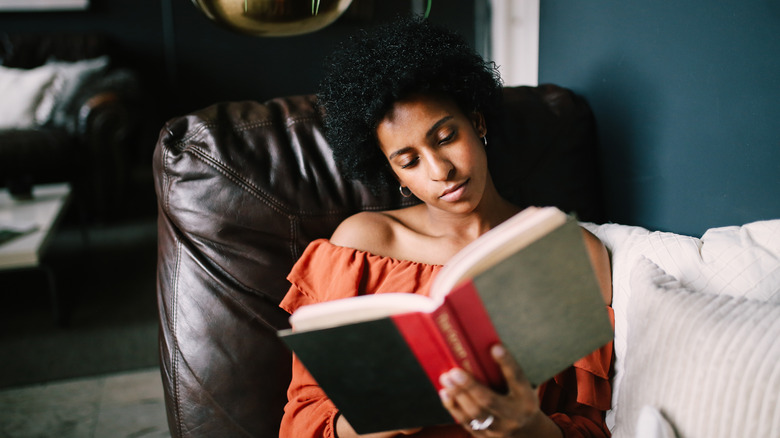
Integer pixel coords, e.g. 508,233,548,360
1,183,72,323
1,183,71,269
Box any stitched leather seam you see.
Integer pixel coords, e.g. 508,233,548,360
161,138,184,437
171,361,256,437
290,216,298,261
285,115,318,127
181,143,290,215
170,123,211,148
217,275,288,334
169,123,289,214
170,118,352,215
162,136,171,214
170,120,404,215
172,237,184,438
167,135,300,303
172,120,278,146
231,120,278,131
165,161,174,214
181,143,370,217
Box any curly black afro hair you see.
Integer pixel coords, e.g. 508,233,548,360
317,16,503,192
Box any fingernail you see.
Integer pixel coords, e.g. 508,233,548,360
492,344,506,358
451,369,467,384
438,389,451,402
440,372,454,389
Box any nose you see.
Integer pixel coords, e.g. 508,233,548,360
427,151,455,181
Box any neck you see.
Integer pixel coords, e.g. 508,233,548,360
423,186,520,243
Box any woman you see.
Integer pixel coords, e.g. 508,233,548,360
279,17,613,438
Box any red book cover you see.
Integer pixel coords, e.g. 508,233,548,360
443,280,505,391
391,280,506,393
390,312,460,393
391,299,493,392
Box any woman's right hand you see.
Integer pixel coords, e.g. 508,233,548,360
438,344,562,438
335,413,422,438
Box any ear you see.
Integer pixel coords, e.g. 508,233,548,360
470,111,487,138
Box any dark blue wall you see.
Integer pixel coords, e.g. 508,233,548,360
539,1,780,236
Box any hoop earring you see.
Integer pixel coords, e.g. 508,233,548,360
399,185,412,198
482,135,488,147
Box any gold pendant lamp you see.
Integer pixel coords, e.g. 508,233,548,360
190,0,355,37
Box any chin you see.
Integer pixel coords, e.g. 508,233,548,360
435,200,480,215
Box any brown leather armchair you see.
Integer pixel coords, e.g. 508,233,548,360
153,85,604,437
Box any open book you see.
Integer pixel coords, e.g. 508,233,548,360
278,206,614,434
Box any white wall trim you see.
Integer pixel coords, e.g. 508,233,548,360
0,0,89,10
490,0,539,86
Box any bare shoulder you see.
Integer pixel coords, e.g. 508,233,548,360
329,211,398,254
580,227,613,306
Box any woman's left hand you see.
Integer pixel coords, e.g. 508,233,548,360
438,345,563,438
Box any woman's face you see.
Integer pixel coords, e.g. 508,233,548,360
376,93,489,214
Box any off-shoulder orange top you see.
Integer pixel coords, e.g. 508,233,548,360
280,239,614,438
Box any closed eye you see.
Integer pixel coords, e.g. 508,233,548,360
400,157,419,169
437,129,456,145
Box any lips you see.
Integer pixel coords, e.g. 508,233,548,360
439,180,468,202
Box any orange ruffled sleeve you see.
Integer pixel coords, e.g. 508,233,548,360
279,239,441,438
280,239,441,314
540,307,614,437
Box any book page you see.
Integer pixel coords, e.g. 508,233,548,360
289,293,438,332
431,207,567,299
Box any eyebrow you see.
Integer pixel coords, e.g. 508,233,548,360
387,115,455,160
426,115,454,138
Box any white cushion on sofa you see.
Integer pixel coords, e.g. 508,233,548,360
612,257,780,438
0,64,57,129
37,56,110,127
0,56,110,130
634,406,676,438
581,219,780,431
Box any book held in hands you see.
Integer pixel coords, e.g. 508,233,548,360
278,206,614,434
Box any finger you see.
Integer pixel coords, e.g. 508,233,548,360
490,345,543,429
439,387,472,426
441,388,498,435
439,369,495,422
491,344,530,391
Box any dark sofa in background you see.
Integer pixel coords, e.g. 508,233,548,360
0,33,143,222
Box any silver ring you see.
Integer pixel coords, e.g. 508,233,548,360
469,414,494,431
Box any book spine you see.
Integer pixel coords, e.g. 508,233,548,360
390,312,462,392
443,280,506,391
431,306,490,385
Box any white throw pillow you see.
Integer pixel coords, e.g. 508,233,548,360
37,56,110,127
612,257,780,438
634,406,677,438
581,219,780,430
0,64,58,129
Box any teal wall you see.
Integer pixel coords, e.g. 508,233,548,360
539,1,780,236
